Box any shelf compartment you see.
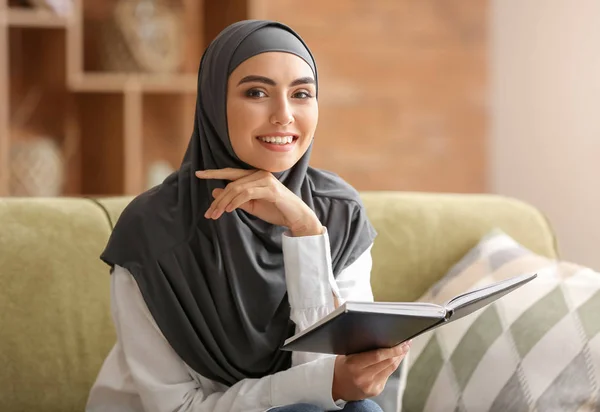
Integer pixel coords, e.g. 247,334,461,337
80,1,203,83
0,0,248,197
77,93,125,196
7,27,77,196
142,93,195,191
68,72,197,93
6,7,68,28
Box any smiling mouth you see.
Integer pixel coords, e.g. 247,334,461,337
256,135,298,145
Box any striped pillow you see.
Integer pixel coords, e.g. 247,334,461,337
401,230,600,412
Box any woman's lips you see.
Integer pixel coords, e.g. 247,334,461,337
256,135,298,152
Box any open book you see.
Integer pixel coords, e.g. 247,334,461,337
281,272,537,355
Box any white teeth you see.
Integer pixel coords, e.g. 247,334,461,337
259,136,294,144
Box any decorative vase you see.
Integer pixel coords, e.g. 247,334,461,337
146,159,174,189
26,0,73,16
9,136,65,197
99,0,184,73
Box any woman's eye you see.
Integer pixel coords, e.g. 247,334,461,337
246,89,267,98
293,91,313,99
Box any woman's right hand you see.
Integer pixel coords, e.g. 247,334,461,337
331,341,411,402
196,168,323,237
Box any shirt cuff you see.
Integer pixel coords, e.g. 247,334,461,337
270,355,344,411
281,227,341,310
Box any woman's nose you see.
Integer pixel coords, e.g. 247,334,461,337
270,100,294,126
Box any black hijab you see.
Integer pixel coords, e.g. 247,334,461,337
100,20,376,387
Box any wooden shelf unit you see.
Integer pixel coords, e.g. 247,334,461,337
0,0,244,197
6,7,67,27
68,72,197,93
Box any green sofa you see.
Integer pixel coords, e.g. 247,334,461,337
0,192,559,411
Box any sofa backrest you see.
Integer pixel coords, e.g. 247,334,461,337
359,192,558,302
0,193,558,411
0,198,116,411
95,193,560,302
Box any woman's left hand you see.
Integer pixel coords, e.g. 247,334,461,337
196,168,323,237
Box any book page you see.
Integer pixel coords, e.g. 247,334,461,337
346,301,445,316
353,302,443,310
444,273,537,319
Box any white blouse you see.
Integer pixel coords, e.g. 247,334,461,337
86,228,374,412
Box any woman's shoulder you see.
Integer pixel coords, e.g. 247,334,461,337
104,173,186,263
115,172,180,226
306,167,362,203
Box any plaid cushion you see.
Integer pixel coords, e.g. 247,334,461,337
401,230,600,412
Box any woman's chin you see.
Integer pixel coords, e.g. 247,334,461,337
248,158,297,174
260,163,294,174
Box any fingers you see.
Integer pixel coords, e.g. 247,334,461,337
342,353,406,400
359,343,410,376
195,168,255,181
372,356,403,384
205,172,268,219
212,188,224,198
347,340,411,370
226,186,273,214
371,358,401,396
351,357,402,399
362,350,407,377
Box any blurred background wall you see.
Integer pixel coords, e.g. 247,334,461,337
0,0,486,196
0,0,598,269
490,0,600,270
251,0,486,192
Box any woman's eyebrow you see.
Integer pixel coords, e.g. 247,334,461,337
237,75,315,87
290,77,315,87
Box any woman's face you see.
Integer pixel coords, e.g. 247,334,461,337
226,52,318,173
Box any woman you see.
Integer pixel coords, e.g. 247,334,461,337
86,20,410,412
